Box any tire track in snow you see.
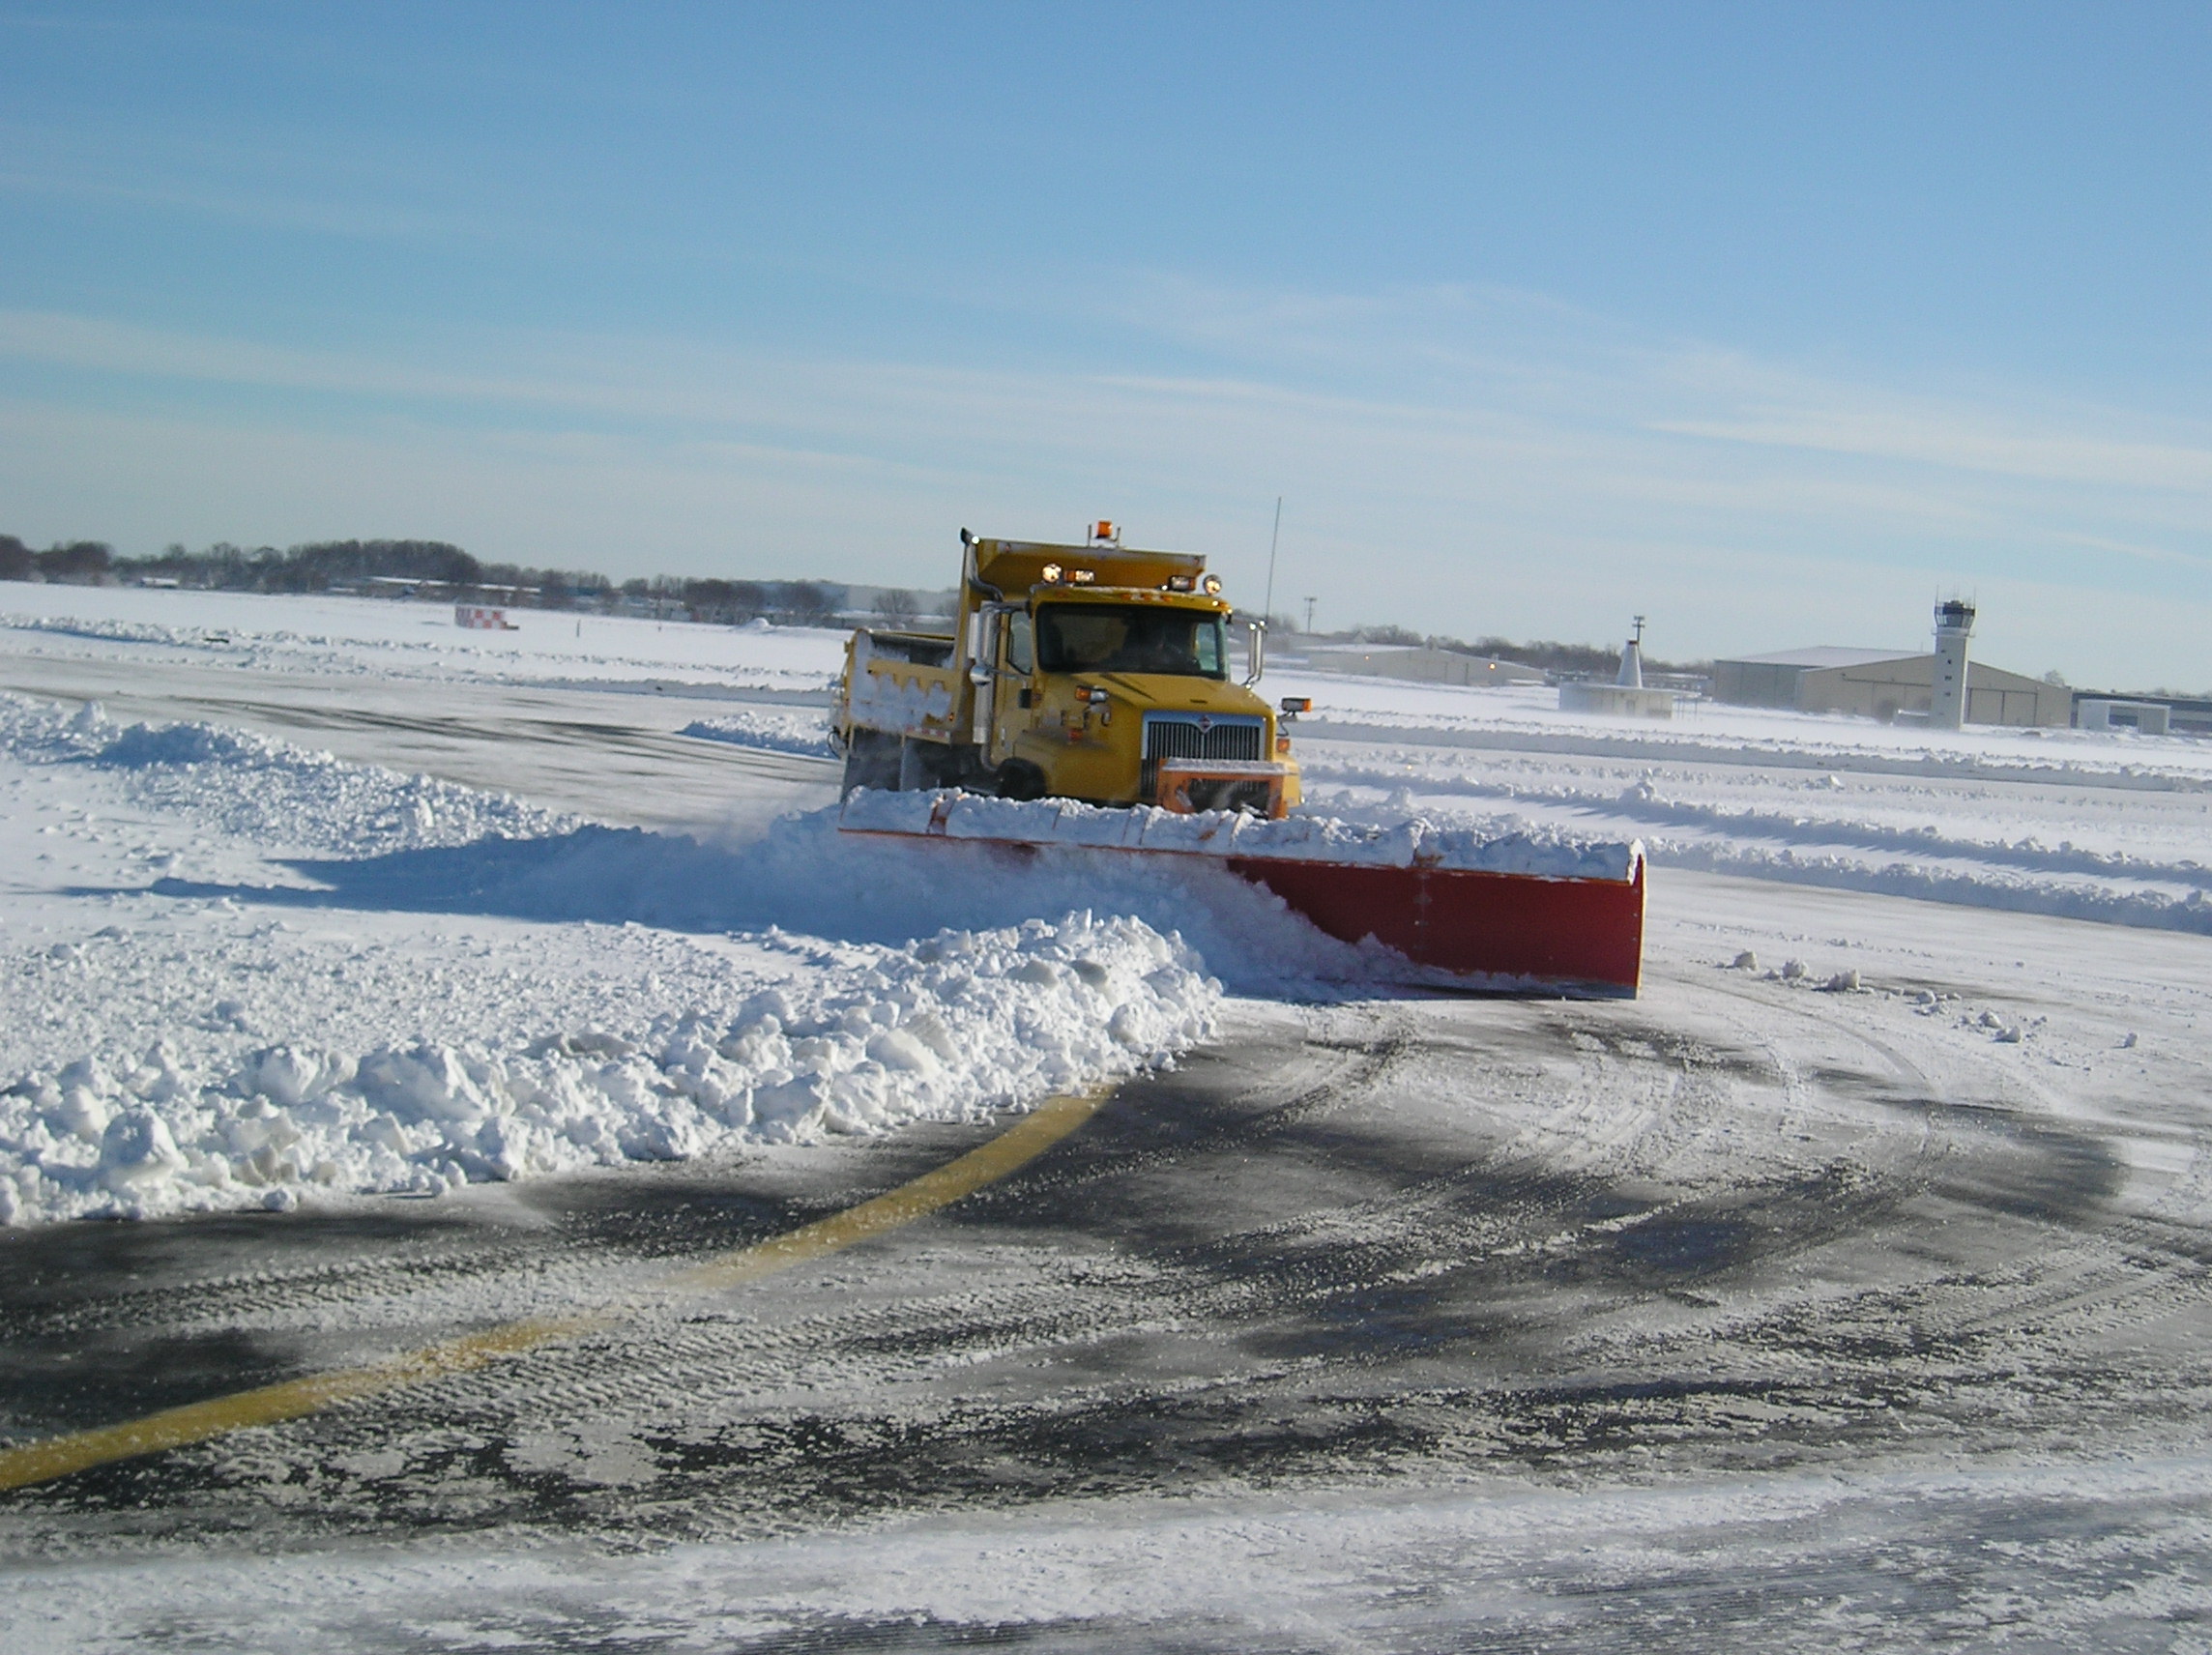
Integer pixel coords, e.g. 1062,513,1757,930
1672,973,2212,1450
10,986,2212,1549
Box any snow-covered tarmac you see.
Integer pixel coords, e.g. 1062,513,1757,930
2,586,2209,1649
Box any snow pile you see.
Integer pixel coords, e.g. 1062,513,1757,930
0,695,1246,1226
1642,832,2212,933
841,789,1643,882
6,612,236,650
1298,744,2212,935
1,802,1333,1224
681,708,836,759
0,912,1217,1224
0,693,573,856
215,809,1407,996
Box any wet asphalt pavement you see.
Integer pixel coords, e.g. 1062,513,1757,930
5,978,2198,1564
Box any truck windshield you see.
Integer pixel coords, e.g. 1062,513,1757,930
1033,605,1227,679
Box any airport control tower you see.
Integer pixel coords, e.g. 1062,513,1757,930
1931,597,1974,730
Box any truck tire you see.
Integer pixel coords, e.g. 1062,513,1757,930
995,760,1048,801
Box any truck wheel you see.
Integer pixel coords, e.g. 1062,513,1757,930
995,760,1048,801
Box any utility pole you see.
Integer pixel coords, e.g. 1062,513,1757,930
1304,595,1317,635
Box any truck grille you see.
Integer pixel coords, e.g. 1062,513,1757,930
1140,712,1265,798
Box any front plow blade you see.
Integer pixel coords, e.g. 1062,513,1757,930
1222,854,1644,996
840,791,1644,998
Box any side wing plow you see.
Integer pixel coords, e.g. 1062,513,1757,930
839,791,1644,998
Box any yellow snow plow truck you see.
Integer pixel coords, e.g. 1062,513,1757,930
832,525,1301,817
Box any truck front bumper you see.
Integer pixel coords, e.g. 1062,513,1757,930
1152,759,1294,819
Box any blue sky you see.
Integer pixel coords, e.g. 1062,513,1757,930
2,3,2207,688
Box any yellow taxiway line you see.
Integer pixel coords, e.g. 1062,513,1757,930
0,1087,1107,1495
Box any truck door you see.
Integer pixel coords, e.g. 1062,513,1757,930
989,610,1035,764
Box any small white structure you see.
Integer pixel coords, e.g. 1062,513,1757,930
2077,698,2171,736
1931,598,1973,731
1560,622,1675,719
454,604,518,631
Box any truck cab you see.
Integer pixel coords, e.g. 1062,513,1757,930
835,527,1301,816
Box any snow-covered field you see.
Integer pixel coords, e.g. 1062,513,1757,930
2,583,2206,1227
5,585,2212,1649
2,584,839,693
1274,672,2212,937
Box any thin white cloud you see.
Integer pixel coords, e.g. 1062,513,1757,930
2,287,2207,686
0,311,548,404
0,103,475,244
0,165,448,242
1081,273,2212,498
1653,411,2212,493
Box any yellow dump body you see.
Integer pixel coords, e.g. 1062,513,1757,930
833,533,1299,814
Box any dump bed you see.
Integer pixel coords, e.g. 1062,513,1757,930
838,628,968,742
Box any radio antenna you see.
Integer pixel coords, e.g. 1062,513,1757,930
1262,496,1283,625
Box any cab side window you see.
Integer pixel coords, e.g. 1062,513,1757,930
1004,612,1034,675
1196,619,1224,676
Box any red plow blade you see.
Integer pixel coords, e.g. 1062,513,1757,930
840,791,1645,998
1222,854,1643,997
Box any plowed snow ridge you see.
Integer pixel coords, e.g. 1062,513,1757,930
0,696,1221,1224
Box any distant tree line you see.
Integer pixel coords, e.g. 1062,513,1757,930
0,536,113,584
659,576,835,626
1336,623,1708,677
107,538,607,603
0,532,956,628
